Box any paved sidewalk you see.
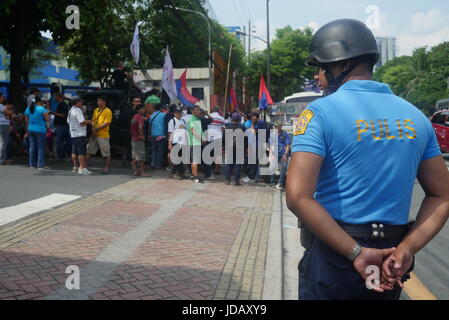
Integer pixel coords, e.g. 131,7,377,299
0,172,276,300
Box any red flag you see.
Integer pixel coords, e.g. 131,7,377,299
229,87,239,111
177,69,199,106
258,75,273,109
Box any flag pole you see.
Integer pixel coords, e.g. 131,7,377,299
223,43,233,116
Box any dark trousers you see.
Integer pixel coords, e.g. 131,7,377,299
247,163,258,180
151,137,167,169
0,125,9,164
171,144,185,176
225,164,242,182
55,125,71,159
298,235,407,300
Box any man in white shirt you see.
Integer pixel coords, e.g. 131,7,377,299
68,96,92,175
207,106,225,175
168,106,188,179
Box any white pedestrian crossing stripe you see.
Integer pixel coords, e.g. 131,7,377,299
0,193,81,228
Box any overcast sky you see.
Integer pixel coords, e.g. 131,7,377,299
208,0,449,56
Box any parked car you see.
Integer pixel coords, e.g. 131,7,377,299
430,110,449,153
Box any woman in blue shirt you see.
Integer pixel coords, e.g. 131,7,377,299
24,96,49,170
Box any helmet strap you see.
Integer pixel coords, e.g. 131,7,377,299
323,62,360,96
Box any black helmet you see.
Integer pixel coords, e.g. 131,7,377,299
306,19,379,67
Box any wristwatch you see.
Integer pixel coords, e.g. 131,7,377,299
347,243,362,262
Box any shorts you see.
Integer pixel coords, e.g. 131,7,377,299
190,145,202,164
87,136,111,158
71,136,87,156
131,140,146,161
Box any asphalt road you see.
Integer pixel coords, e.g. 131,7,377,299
0,157,136,209
410,181,449,300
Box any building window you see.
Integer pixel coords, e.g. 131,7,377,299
192,87,204,101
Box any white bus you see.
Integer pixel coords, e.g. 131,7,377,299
268,91,323,135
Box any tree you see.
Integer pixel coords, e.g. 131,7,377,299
59,0,245,88
61,1,129,88
246,26,314,104
382,64,415,98
0,0,82,108
374,45,449,115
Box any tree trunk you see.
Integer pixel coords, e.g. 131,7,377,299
9,0,27,112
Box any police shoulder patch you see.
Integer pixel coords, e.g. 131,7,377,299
294,110,315,136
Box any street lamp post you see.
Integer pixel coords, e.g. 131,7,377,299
166,6,212,109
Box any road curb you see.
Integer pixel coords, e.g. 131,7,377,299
262,190,283,300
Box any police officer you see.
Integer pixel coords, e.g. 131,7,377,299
286,19,449,300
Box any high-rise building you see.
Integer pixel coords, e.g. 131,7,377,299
375,37,397,69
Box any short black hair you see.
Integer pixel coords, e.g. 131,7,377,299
250,112,260,119
326,54,376,74
50,86,60,94
98,96,107,102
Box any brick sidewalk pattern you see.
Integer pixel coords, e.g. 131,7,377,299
0,173,275,300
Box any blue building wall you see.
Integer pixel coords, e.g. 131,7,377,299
0,37,81,84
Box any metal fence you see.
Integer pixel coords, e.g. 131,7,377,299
0,82,99,103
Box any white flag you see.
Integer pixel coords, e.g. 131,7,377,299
162,47,178,102
130,22,142,65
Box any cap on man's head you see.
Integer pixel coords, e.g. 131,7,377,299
212,106,220,113
71,96,84,104
231,112,242,122
173,106,183,113
145,95,160,105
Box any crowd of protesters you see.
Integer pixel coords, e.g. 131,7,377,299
0,90,292,190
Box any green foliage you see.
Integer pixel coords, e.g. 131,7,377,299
61,0,129,87
374,44,449,115
0,0,245,89
57,0,245,86
381,64,415,97
428,42,449,79
246,26,314,103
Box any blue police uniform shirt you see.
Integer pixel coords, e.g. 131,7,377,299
149,111,167,137
292,80,441,225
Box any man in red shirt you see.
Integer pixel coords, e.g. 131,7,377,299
130,105,150,177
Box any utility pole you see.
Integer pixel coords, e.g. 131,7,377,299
243,26,246,56
248,20,251,61
248,20,251,109
266,0,271,92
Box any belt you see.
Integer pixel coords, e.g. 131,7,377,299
337,221,412,241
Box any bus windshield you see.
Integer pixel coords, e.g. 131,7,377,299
285,96,321,104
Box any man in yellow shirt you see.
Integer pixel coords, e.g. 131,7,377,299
87,97,112,174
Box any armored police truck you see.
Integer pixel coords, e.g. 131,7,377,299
80,89,146,160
